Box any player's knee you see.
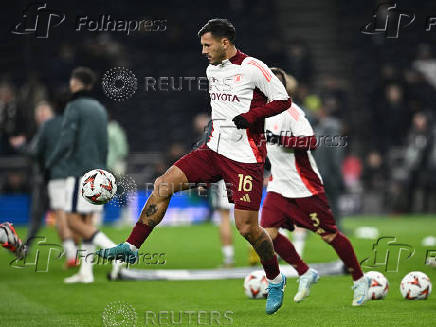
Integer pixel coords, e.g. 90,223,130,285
236,222,254,240
321,232,337,243
153,175,173,199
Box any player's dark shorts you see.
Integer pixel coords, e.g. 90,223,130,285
260,191,337,236
174,145,264,211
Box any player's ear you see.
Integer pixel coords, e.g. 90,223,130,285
221,37,229,48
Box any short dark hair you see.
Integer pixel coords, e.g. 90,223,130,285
198,18,236,44
71,66,96,89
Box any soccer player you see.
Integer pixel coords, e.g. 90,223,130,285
9,101,78,267
261,68,370,306
46,67,121,283
33,102,78,267
97,19,292,314
0,222,25,258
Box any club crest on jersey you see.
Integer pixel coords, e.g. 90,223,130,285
209,76,232,92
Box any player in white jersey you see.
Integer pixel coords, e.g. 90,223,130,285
261,68,370,306
97,19,291,314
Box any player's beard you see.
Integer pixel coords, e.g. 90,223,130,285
211,47,227,65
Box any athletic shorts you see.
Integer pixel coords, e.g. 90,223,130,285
260,191,337,236
47,178,66,210
210,180,234,210
64,176,104,214
174,145,264,211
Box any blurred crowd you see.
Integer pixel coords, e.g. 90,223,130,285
361,44,436,213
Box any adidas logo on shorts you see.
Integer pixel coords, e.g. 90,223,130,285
239,194,251,202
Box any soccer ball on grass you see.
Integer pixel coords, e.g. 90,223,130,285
365,271,389,300
244,270,268,299
400,271,432,300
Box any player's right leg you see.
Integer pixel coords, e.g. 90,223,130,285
320,231,370,306
96,165,191,263
294,192,370,306
97,145,220,263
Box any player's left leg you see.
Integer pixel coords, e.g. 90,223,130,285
321,231,370,306
234,209,285,314
220,156,285,314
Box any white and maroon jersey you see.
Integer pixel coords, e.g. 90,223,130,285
265,103,324,198
206,50,289,163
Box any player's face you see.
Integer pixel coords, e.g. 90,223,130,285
200,32,226,65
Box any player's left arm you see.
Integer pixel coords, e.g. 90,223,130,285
233,59,291,129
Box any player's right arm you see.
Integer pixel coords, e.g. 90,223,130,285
45,104,79,169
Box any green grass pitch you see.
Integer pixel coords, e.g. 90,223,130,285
1,215,436,326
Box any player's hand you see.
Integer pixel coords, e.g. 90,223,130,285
232,115,250,129
9,135,26,148
265,130,280,144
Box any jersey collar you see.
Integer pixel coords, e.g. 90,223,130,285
217,49,247,66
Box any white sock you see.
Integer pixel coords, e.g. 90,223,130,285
79,243,96,277
293,231,306,257
267,273,283,284
92,231,116,248
222,245,234,264
63,239,77,261
0,228,8,244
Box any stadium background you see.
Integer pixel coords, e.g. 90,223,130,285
2,1,436,326
1,0,436,222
